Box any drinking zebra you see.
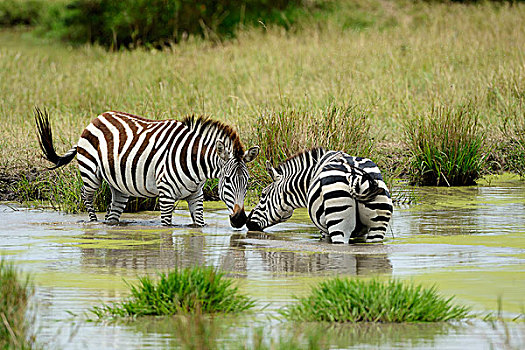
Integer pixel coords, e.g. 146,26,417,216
35,108,259,227
246,148,393,243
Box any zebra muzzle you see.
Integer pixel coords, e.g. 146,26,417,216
245,211,262,231
230,204,247,228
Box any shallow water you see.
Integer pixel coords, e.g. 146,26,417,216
1,175,524,349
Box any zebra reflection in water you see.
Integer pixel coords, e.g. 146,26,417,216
223,232,392,276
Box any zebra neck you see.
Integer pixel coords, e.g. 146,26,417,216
199,136,231,180
285,164,317,209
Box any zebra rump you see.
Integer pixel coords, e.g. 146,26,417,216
309,152,393,243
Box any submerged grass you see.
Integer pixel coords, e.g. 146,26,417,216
405,104,488,186
90,266,255,318
0,258,36,349
280,278,471,323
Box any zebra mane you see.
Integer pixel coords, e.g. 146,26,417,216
275,147,327,174
182,115,245,160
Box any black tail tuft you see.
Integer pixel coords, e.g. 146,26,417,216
34,107,77,170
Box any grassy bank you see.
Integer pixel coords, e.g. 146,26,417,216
0,0,524,205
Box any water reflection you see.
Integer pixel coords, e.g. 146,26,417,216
79,227,211,272
226,232,392,277
76,223,393,279
122,313,461,350
394,181,525,237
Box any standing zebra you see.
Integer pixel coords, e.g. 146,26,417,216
35,108,259,227
246,148,393,243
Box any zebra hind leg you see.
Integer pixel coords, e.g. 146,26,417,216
105,186,130,224
365,227,387,243
325,199,357,244
81,186,98,222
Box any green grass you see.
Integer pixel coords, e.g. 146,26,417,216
280,278,471,323
90,266,255,318
0,258,36,349
405,104,488,186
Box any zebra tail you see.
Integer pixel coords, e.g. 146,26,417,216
34,107,77,170
348,175,382,203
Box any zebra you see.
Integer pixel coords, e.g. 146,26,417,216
246,148,393,243
34,108,259,227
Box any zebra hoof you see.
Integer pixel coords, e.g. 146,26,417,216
329,236,345,244
106,219,119,225
188,223,206,228
365,238,384,244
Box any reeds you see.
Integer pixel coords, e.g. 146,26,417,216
0,258,35,349
405,105,487,186
280,278,471,323
500,107,525,178
251,105,374,187
90,266,255,318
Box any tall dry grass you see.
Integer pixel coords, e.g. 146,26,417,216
0,0,524,200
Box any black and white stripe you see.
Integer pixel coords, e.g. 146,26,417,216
35,108,259,227
246,148,393,243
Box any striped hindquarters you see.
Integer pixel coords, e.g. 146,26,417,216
308,153,393,243
76,111,188,198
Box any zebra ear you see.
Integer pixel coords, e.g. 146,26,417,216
265,160,281,182
215,140,230,161
244,146,260,163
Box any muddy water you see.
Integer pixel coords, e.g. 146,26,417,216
1,175,524,349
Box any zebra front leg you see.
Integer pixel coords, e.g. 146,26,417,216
105,186,130,224
186,186,205,227
159,195,176,226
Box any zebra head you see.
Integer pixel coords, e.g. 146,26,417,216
246,161,294,231
216,140,259,228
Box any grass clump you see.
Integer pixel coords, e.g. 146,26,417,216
500,108,525,178
0,258,35,349
405,104,487,186
280,278,471,323
251,105,374,188
91,266,255,318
